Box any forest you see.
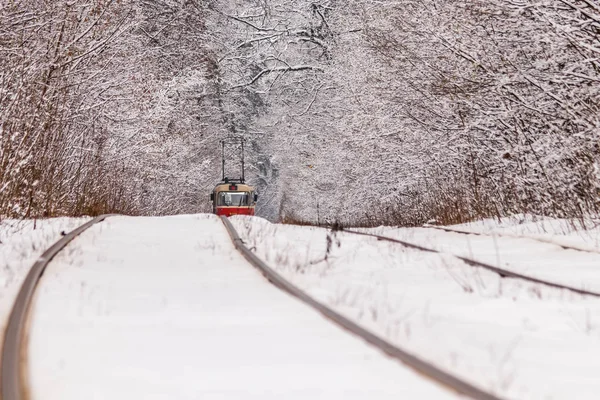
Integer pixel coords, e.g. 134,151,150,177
1,0,599,225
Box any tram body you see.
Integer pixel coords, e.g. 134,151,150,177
211,181,257,217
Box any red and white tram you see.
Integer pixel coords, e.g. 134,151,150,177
210,138,257,217
211,179,257,216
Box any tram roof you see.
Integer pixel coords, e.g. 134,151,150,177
213,181,254,192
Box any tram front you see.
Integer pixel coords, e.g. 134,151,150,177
211,181,257,217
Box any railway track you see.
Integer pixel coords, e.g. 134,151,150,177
2,214,506,400
342,227,600,297
221,216,504,400
0,215,114,400
424,224,600,254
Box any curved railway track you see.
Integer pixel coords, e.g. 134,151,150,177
2,214,507,400
342,227,600,297
0,215,114,400
220,216,505,400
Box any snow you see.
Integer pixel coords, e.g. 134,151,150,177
3,213,598,399
232,216,600,400
0,217,89,342
26,214,459,400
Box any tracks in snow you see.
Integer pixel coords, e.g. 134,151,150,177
2,215,506,400
221,216,503,400
0,215,114,400
424,224,600,255
343,228,600,298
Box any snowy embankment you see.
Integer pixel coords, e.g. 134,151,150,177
0,218,89,343
26,214,458,400
231,216,600,400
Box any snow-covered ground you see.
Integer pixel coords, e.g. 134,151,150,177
0,217,89,343
3,213,599,399
26,214,459,400
232,216,600,400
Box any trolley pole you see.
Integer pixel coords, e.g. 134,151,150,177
241,140,245,183
221,141,225,181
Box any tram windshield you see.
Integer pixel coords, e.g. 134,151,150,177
218,191,250,207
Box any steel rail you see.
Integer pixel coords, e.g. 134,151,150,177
220,216,505,400
343,228,600,297
424,224,600,254
1,214,115,400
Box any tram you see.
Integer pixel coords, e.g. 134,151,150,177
211,139,257,217
211,179,257,216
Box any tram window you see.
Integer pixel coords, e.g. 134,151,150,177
218,191,249,206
